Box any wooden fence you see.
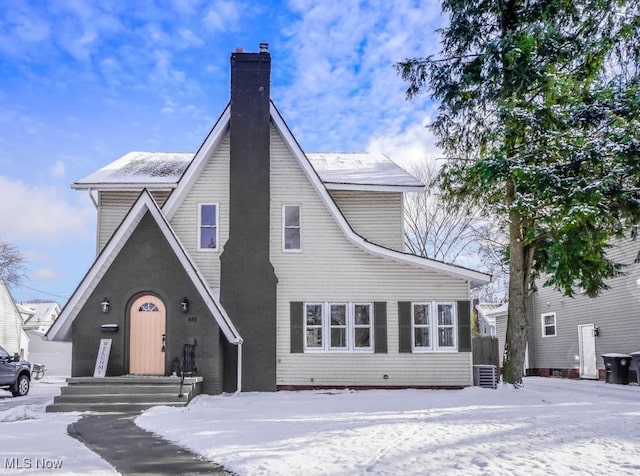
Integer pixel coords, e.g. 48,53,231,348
472,336,500,369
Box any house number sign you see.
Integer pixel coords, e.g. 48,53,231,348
93,338,112,378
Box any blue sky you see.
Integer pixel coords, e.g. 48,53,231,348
0,0,443,304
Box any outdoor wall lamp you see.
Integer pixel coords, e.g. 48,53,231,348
181,297,189,313
101,298,110,313
593,327,600,337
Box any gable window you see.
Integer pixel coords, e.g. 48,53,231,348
542,312,557,337
283,205,301,251
304,302,373,352
199,204,218,251
412,302,457,351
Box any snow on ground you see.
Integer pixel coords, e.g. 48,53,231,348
138,377,640,476
0,377,639,475
0,378,116,475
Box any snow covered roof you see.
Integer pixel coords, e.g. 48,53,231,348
306,153,424,192
73,151,423,192
72,152,193,190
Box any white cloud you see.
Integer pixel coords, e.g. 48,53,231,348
203,1,241,32
51,161,65,179
33,268,63,281
0,176,93,245
275,0,444,153
367,115,441,171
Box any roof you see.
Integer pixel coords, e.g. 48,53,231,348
73,145,423,192
307,153,424,192
20,301,60,329
72,152,193,190
47,191,242,344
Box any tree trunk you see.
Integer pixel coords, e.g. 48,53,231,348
503,182,529,386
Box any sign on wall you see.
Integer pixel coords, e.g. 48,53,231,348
93,339,112,378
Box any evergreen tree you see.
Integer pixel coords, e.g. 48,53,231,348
397,0,640,385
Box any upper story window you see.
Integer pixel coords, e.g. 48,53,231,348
283,205,301,251
199,204,218,251
304,302,373,352
541,312,557,337
412,302,457,351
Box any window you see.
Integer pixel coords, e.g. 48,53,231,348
283,205,301,251
305,303,324,349
541,312,557,337
304,302,373,351
138,302,160,312
199,204,218,251
412,302,457,351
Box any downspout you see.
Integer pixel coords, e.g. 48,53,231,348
233,340,243,396
87,188,99,209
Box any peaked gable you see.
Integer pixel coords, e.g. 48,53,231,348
268,102,491,287
158,101,490,287
47,190,241,344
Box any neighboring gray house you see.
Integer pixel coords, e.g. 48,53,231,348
47,45,490,395
21,301,61,333
525,236,640,379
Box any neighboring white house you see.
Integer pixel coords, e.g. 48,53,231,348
476,303,505,337
0,278,29,359
19,301,71,376
21,301,61,333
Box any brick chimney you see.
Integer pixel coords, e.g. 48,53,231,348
220,44,278,392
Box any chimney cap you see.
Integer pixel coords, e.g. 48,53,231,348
259,42,269,53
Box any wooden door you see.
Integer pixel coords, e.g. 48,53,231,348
129,295,166,375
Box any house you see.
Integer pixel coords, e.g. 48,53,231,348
0,278,29,359
475,302,504,337
21,301,61,333
525,236,640,379
19,301,71,376
47,45,490,394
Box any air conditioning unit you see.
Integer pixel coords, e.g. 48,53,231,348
473,364,497,389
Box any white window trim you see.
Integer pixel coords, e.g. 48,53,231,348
303,302,374,353
282,204,302,252
198,203,219,252
541,312,557,337
328,303,349,351
412,301,458,352
411,302,433,352
304,302,325,352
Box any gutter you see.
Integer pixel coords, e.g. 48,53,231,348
233,341,243,396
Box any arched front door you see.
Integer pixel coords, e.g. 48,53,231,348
129,295,166,375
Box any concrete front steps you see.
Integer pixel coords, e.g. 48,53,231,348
46,376,203,413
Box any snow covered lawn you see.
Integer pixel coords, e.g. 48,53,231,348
138,377,640,475
0,378,116,475
1,377,639,475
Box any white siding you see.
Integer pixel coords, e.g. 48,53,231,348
330,190,403,250
169,135,230,286
98,190,170,252
0,280,23,355
270,127,472,387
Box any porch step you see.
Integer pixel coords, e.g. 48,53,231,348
46,376,202,413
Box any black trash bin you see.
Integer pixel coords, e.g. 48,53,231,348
630,352,640,385
602,353,631,384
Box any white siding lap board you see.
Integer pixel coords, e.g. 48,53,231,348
98,190,170,252
270,126,472,387
329,190,403,251
169,135,230,288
